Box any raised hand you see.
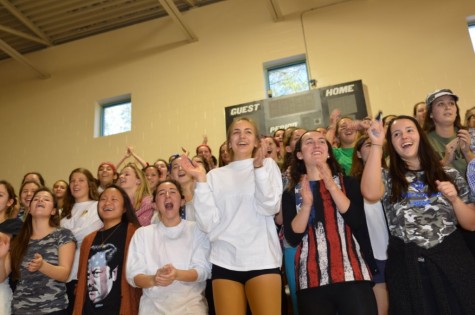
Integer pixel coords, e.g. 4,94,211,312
126,146,134,157
316,161,337,191
442,138,459,165
329,109,341,126
457,129,470,154
253,138,266,168
367,118,385,145
300,175,313,208
179,154,207,182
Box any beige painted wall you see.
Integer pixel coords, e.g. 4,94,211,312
0,0,474,188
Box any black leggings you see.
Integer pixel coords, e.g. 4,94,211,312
297,281,377,315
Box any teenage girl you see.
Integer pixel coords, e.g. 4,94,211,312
181,117,283,315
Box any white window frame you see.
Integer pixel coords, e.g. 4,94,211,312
264,54,310,98
95,94,132,137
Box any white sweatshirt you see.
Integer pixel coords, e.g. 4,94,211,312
126,220,211,315
193,157,283,271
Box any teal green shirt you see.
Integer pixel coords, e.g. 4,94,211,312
333,147,354,175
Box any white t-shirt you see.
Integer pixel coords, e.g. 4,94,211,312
60,200,103,282
363,199,389,260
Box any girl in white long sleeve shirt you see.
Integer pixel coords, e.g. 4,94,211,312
181,117,283,315
126,180,211,315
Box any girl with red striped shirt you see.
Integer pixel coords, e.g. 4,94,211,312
282,130,377,315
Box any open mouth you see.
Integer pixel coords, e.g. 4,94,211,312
164,202,173,210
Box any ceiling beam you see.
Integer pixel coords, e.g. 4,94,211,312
157,0,198,42
0,38,50,79
0,0,52,44
182,0,197,7
0,24,50,46
264,0,283,21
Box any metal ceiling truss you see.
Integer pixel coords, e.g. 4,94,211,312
0,0,218,79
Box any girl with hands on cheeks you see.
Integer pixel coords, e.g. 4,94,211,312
282,130,377,315
0,188,76,315
362,115,475,315
126,180,211,315
180,117,283,315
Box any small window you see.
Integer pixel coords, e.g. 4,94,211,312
99,96,132,137
469,24,475,53
265,60,310,98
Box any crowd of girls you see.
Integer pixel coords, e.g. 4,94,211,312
0,88,474,315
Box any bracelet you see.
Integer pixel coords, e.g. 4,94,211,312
254,165,264,169
372,143,383,147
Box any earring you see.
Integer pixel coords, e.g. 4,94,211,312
327,155,330,159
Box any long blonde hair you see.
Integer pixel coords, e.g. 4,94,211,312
121,162,151,210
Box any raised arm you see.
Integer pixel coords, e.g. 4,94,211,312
253,142,283,216
128,146,148,168
361,119,385,202
317,162,350,213
180,156,221,232
289,175,313,234
326,109,341,146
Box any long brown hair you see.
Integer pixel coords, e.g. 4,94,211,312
423,97,463,133
281,127,304,172
350,135,387,181
288,130,343,191
10,188,60,280
62,168,99,219
386,115,453,203
0,180,17,219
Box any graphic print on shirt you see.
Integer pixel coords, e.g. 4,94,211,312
382,168,474,249
87,244,119,308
